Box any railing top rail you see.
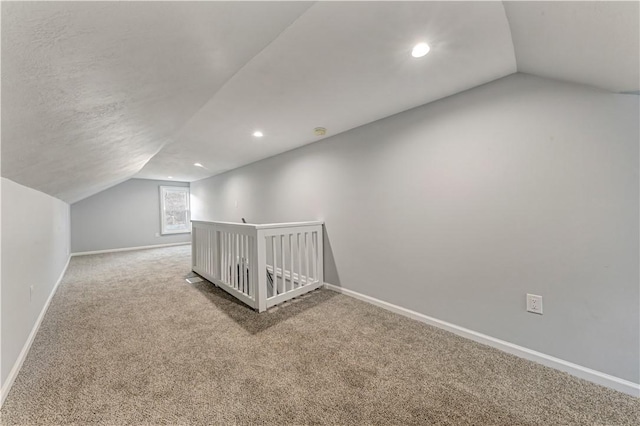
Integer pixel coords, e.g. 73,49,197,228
192,220,256,228
191,220,323,230
254,221,323,230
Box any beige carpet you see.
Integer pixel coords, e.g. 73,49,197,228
1,245,638,425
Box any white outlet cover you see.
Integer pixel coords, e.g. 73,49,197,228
526,293,543,315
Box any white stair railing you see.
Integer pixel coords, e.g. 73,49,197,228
192,220,324,312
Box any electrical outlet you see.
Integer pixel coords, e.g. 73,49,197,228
526,294,543,315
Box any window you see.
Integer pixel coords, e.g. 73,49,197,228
160,186,190,235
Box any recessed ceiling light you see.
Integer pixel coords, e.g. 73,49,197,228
168,176,173,179
314,127,327,136
253,131,264,138
411,42,430,58
194,163,203,167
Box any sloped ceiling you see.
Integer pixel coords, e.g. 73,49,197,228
1,1,312,202
1,1,638,203
137,1,516,182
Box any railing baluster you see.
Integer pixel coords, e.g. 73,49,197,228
246,235,251,295
297,233,302,288
256,233,267,312
194,228,198,268
213,230,220,279
233,233,238,289
211,230,215,277
313,231,318,282
304,232,309,286
220,232,225,283
219,230,223,280
197,228,201,268
272,235,277,296
237,233,240,290
245,235,249,294
289,234,293,292
205,229,209,275
247,236,252,297
247,234,250,295
223,231,227,283
204,229,208,274
280,234,285,295
241,235,246,294
207,229,211,276
225,232,229,284
233,233,237,289
239,234,242,290
214,230,218,279
236,233,239,290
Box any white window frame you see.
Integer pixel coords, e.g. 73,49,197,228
159,186,191,235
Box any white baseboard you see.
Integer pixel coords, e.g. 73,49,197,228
0,255,72,408
72,242,190,257
324,283,640,398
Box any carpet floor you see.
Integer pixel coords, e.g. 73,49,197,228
1,245,638,425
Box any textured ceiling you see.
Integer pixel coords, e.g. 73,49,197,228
1,1,312,202
1,1,638,203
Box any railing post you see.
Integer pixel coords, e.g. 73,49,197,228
192,224,197,271
255,229,267,312
317,225,324,286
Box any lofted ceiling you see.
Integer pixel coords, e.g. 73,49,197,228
1,1,312,202
1,1,638,203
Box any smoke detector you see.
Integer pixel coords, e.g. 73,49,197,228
314,127,327,136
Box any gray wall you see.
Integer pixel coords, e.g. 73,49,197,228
1,178,70,385
71,178,190,253
191,73,640,383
